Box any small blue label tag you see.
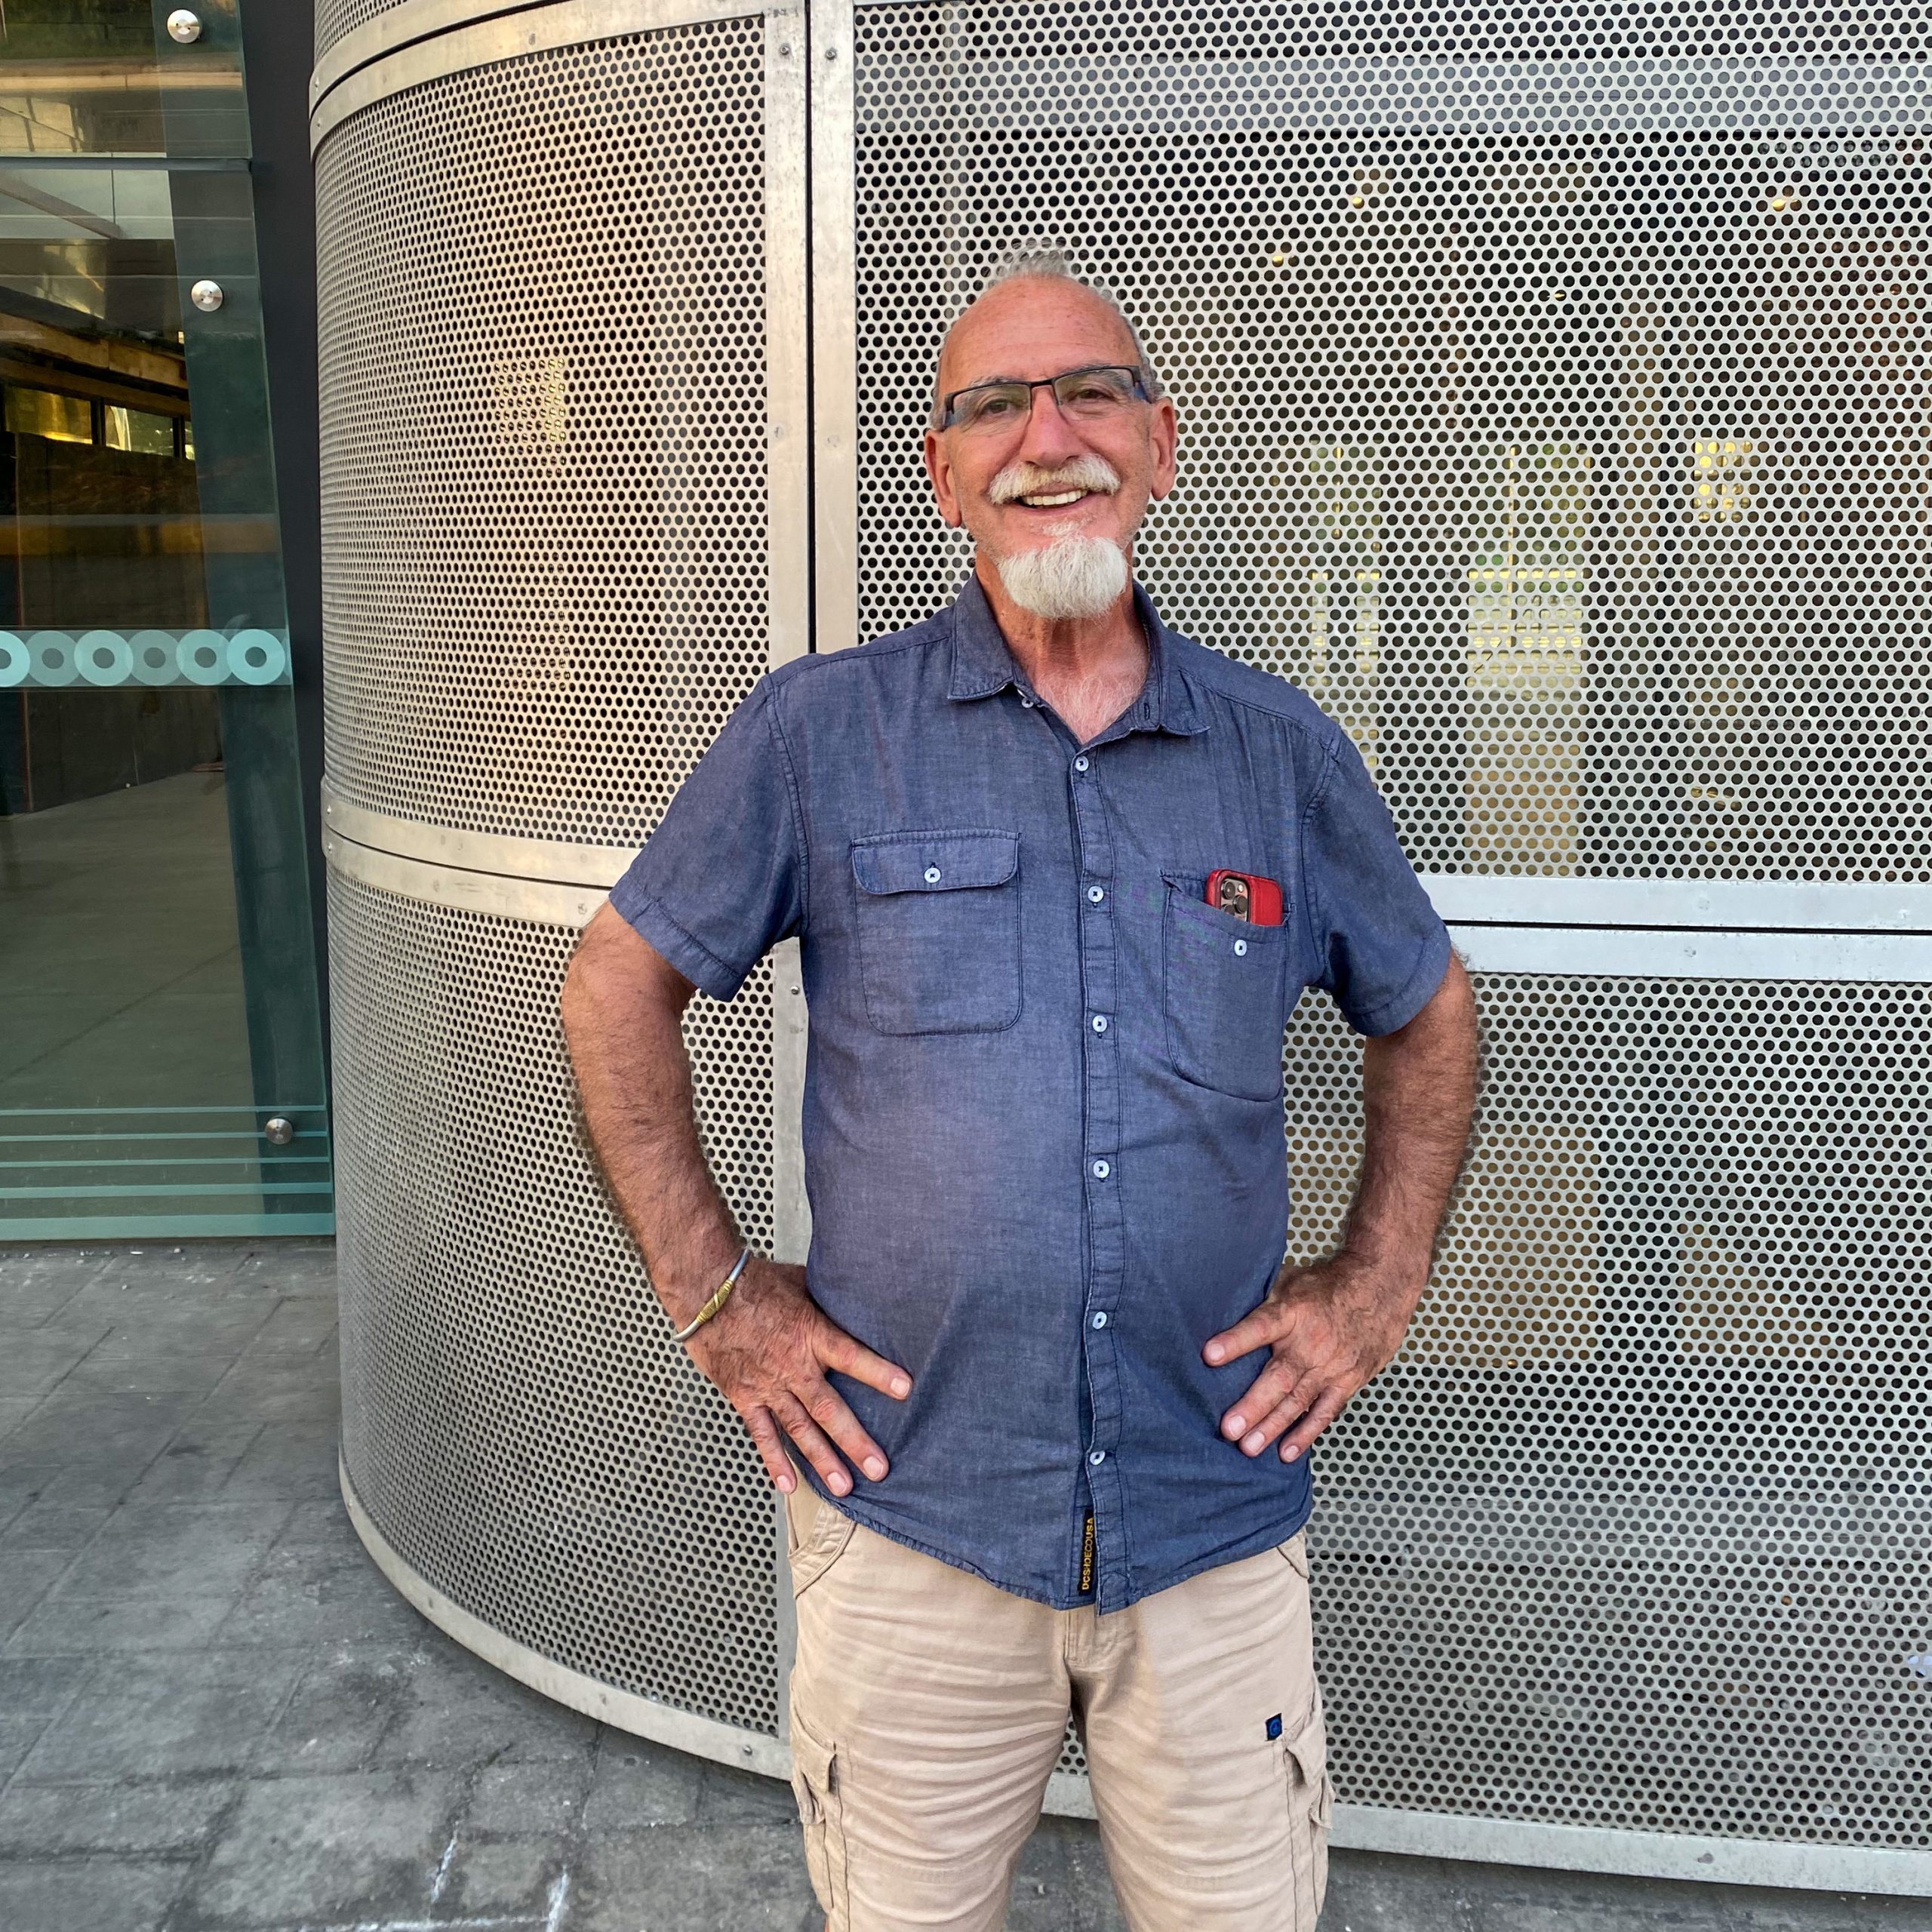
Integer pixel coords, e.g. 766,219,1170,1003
1266,1713,1283,1741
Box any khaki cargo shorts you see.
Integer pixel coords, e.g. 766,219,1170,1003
784,1485,1333,1931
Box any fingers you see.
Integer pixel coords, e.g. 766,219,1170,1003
816,1321,913,1402
771,1389,873,1498
1220,1354,1308,1444
1202,1300,1290,1367
1278,1387,1349,1463
742,1404,796,1493
798,1375,889,1484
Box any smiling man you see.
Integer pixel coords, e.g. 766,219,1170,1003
561,249,1478,1930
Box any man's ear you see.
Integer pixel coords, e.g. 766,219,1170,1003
1147,398,1180,503
924,428,964,528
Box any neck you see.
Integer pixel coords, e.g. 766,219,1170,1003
973,553,1149,743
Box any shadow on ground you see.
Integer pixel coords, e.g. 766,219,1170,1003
0,1240,1920,1931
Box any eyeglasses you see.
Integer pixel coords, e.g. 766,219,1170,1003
938,363,1152,435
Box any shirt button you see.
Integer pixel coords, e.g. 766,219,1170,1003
924,866,942,884
1091,1014,1108,1034
1091,1311,1109,1330
1091,1158,1110,1180
1020,695,1037,708
1088,1449,1106,1466
1087,885,1105,904
1233,937,1247,956
1072,755,1090,772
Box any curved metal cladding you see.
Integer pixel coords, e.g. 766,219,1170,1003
314,0,792,1746
316,0,1932,1897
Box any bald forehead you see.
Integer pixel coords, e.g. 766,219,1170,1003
937,277,1140,395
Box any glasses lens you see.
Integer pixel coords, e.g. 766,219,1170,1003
953,382,1032,431
1053,367,1137,417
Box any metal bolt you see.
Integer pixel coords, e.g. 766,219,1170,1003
190,278,223,312
165,9,202,42
263,1116,295,1146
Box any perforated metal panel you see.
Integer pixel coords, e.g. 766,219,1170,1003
317,17,770,844
1280,976,1932,1845
850,0,1932,1862
316,9,785,1739
853,0,1930,881
328,869,780,1731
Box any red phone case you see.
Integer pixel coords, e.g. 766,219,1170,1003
1206,869,1284,926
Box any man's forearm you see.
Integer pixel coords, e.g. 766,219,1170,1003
560,906,743,1325
1340,952,1480,1303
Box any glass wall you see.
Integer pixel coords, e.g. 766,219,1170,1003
0,0,330,1238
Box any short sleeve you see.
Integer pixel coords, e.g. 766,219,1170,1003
608,678,804,1001
1298,731,1451,1038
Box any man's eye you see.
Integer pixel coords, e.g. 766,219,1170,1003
974,393,1019,417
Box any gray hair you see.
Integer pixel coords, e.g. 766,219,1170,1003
928,247,1165,433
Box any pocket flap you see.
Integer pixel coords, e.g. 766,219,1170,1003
853,829,1019,897
790,1707,838,1795
1284,1698,1327,1787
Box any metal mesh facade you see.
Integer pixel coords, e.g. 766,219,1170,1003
314,0,1932,1885
316,19,770,844
1278,977,1932,1844
853,0,1930,880
315,0,411,61
328,870,780,1730
316,8,783,1739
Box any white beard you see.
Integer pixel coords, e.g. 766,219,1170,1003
996,534,1130,620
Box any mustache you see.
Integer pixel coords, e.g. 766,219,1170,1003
987,455,1123,504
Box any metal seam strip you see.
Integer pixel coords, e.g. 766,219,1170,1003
341,1453,1932,1893
312,0,543,109
317,788,1932,978
320,780,635,888
310,0,769,149
322,829,608,928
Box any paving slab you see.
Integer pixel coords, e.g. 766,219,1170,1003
123,1420,266,1503
0,1854,191,1932
0,1327,106,1398
0,1245,112,1325
0,1503,111,1554
582,1732,703,1832
0,1548,73,1641
571,1821,818,1932
0,1777,238,1855
50,1499,293,1604
15,1649,305,1783
174,1764,465,1928
5,1591,238,1657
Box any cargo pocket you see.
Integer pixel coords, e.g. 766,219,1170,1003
852,829,1022,1035
789,1706,850,1925
1161,875,1288,1100
1282,1696,1334,1930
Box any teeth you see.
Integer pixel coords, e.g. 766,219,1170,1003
1019,491,1085,506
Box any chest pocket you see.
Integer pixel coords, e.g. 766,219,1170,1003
851,829,1022,1035
1161,874,1289,1101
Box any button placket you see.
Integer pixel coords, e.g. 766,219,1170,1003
1069,749,1126,1604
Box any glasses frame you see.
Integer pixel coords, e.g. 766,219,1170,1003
937,362,1153,432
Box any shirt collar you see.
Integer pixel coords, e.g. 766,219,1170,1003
945,574,1209,737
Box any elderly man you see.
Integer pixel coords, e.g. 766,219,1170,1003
561,250,1478,1930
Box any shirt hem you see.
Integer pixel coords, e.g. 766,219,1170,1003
809,1478,1315,1614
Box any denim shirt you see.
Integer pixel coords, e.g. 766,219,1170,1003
610,578,1451,1611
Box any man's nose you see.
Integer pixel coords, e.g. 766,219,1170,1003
1013,386,1088,469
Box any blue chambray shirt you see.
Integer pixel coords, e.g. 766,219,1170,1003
610,578,1451,1612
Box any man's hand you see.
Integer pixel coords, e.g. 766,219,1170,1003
1202,955,1479,1464
685,1258,912,1498
1203,1254,1419,1463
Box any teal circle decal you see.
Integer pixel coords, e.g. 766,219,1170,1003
0,632,26,688
27,631,78,686
130,630,180,686
77,629,134,687
227,629,287,686
177,629,229,686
